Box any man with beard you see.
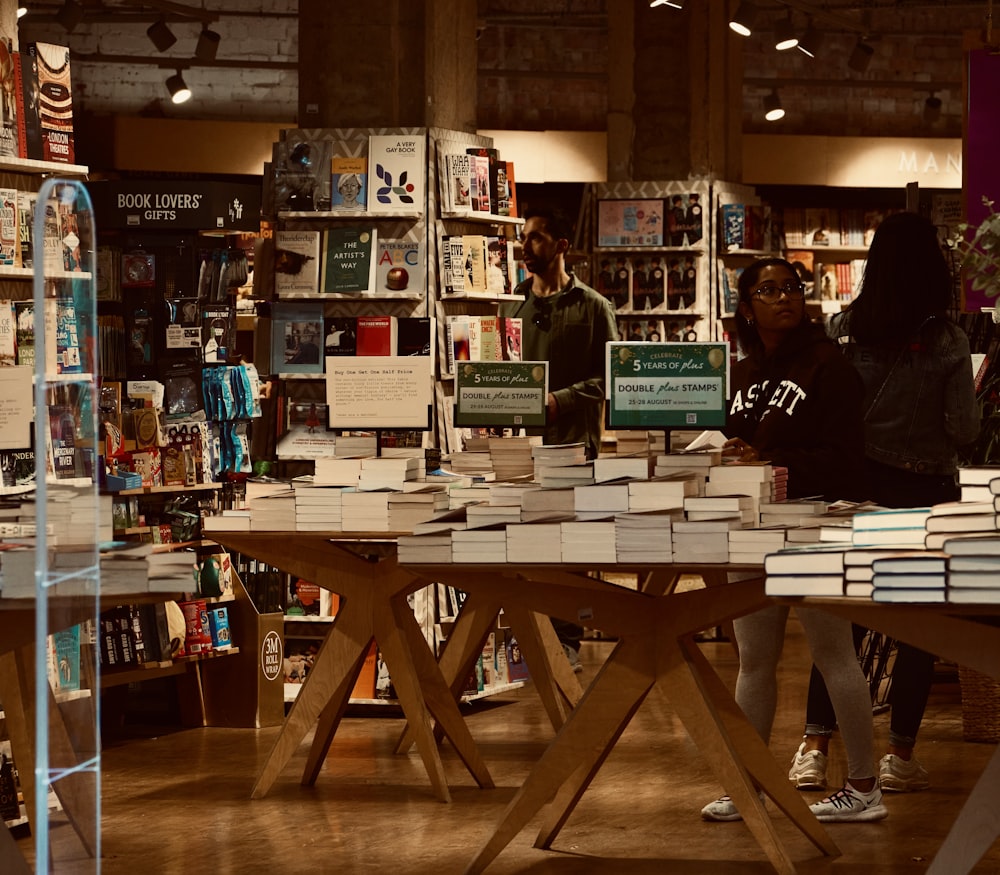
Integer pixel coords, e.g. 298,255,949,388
499,204,618,673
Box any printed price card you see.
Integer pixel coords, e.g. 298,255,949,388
454,361,548,428
606,341,729,428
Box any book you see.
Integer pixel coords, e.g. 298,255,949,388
56,184,83,271
270,301,324,375
274,230,321,296
947,587,1000,604
355,314,396,356
0,189,15,267
872,588,946,604
374,238,424,296
0,42,15,158
486,236,513,295
924,512,999,534
13,51,43,161
851,507,932,530
320,227,377,294
0,299,13,366
501,161,517,217
466,147,500,213
330,155,367,211
396,316,433,357
499,316,522,361
957,465,1000,487
367,133,425,213
765,575,845,597
28,43,74,164
764,546,846,575
468,153,492,212
323,316,357,356
443,152,473,211
16,190,36,270
462,234,488,293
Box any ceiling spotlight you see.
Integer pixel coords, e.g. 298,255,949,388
54,0,83,32
923,93,943,124
195,26,221,62
775,16,798,51
166,71,191,105
650,0,685,7
848,38,874,73
147,17,177,53
764,91,785,122
729,1,757,36
797,20,822,58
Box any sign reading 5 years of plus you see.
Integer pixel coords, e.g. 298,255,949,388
606,342,729,429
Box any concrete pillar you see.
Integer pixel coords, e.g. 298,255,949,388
609,1,743,182
297,0,477,132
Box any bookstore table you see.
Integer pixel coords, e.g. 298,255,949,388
411,562,840,875
798,596,1000,875
209,532,584,803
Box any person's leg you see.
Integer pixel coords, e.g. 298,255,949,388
801,622,867,754
551,618,583,672
886,642,935,751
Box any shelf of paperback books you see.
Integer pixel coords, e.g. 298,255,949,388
0,158,87,178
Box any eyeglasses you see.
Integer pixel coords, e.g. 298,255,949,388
751,282,806,304
532,297,552,330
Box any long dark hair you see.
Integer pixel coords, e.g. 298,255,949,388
843,211,953,345
734,257,808,356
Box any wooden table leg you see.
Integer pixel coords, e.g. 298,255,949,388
464,633,656,875
252,603,372,799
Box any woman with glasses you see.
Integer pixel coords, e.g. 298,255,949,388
702,257,887,824
788,212,980,798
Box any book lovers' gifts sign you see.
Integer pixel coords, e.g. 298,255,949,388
606,342,729,429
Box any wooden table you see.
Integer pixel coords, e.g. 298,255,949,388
210,532,581,804
410,563,840,875
802,597,1000,875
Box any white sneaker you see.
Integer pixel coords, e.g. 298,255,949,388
788,740,827,790
879,754,930,792
700,792,764,822
809,782,888,822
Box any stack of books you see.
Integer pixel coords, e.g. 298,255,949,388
248,486,297,531
592,454,654,484
488,482,540,508
871,551,947,603
505,520,562,563
334,435,378,457
842,547,912,598
763,544,847,596
671,518,740,564
446,482,493,509
613,432,651,455
446,450,494,477
532,442,591,487
574,481,630,515
452,528,507,563
560,520,617,563
488,436,537,480
627,472,700,511
944,534,1000,603
520,487,576,521
41,488,113,546
465,502,521,529
728,526,787,564
759,498,829,527
957,465,1000,502
614,509,680,563
923,499,1000,549
388,487,449,531
683,494,756,525
850,507,932,548
653,449,721,483
358,456,423,491
341,490,392,531
292,478,346,531
202,510,252,533
398,532,453,564
313,456,363,486
705,463,775,521
3,546,97,598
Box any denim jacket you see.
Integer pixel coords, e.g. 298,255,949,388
830,315,980,476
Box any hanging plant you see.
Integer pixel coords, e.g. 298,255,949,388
953,196,1000,319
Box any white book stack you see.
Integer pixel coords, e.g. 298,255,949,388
872,552,947,603
613,432,651,456
202,510,252,533
944,534,1000,603
684,494,756,526
560,521,617,564
759,498,830,527
506,521,563,563
592,455,654,484
957,465,1000,502
653,450,721,481
341,490,392,531
358,457,423,491
447,451,494,477
574,482,630,514
614,509,681,564
671,519,740,564
146,547,201,593
398,533,453,564
388,488,449,532
45,488,113,546
628,473,700,511
3,547,97,598
465,503,521,529
531,442,588,480
728,526,787,564
447,483,493,509
488,482,541,507
488,436,537,481
452,528,507,563
923,499,1000,549
706,463,776,521
842,547,915,598
313,456,364,486
520,487,576,521
249,487,297,531
537,462,595,489
334,435,378,457
763,544,848,596
293,479,346,531
850,507,932,548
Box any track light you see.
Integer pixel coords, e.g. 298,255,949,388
166,71,191,105
196,26,221,62
764,91,785,122
848,38,874,73
774,16,798,51
923,93,942,125
729,1,757,37
797,20,822,58
55,0,83,32
147,17,177,52
649,0,685,7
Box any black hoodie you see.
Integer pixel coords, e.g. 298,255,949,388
726,322,867,502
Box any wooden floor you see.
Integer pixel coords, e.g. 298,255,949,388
18,615,1000,874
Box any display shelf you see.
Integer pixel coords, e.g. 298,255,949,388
439,210,523,226
116,483,222,496
594,244,706,254
279,209,424,221
0,266,93,281
791,245,869,257
0,156,88,176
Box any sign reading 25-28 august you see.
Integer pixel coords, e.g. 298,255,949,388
606,342,729,428
454,361,548,428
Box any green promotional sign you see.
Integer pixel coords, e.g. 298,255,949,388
454,361,548,428
606,341,729,428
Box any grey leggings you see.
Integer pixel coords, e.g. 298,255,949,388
733,604,875,781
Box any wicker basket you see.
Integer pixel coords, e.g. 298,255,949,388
958,666,1000,743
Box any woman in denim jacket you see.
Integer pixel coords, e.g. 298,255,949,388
788,211,981,797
